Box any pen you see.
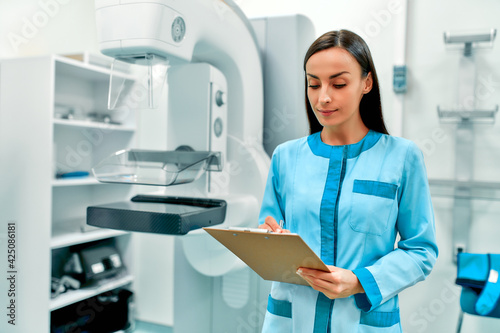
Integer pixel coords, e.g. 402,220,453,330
279,220,284,230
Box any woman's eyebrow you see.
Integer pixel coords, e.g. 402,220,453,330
306,71,350,79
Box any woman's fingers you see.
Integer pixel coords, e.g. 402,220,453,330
261,216,283,232
296,266,363,299
297,267,335,286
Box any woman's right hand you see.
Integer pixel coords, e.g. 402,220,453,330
259,216,290,233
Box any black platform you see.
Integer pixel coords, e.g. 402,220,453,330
87,195,227,235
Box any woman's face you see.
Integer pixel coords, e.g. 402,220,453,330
305,47,372,132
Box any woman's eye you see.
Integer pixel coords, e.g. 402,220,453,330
308,84,320,89
334,84,346,89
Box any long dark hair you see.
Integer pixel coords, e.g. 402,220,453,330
303,30,388,135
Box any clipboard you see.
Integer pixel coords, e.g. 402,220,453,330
203,227,329,286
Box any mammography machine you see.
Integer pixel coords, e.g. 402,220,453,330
87,1,314,331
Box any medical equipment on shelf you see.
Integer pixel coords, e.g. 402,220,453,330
87,1,314,332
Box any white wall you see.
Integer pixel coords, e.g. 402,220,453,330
2,0,500,332
0,0,99,58
402,1,500,332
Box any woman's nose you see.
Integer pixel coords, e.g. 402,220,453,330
319,87,332,104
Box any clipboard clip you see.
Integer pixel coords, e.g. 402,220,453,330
227,227,271,233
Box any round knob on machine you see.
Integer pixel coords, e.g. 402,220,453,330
171,16,186,43
215,90,226,107
213,117,223,138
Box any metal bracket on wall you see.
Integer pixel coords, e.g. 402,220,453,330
437,29,497,262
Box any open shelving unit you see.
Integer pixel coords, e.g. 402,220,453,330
0,53,138,332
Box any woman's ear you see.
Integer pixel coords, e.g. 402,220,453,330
363,72,373,94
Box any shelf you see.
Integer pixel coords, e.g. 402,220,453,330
54,54,136,82
53,118,136,132
437,106,498,124
52,176,101,187
50,273,134,311
429,178,500,201
51,225,129,249
61,52,129,72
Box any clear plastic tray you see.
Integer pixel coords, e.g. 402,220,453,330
92,149,222,186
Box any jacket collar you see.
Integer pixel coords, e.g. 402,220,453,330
307,129,382,159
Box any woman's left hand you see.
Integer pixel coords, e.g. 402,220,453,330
296,266,365,299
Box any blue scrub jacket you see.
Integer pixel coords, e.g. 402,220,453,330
259,130,438,332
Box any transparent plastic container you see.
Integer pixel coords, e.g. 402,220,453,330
92,149,222,186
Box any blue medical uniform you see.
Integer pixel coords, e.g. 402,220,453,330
259,130,438,332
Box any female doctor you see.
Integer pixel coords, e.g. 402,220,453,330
258,30,438,332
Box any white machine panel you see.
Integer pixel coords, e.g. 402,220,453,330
167,63,228,193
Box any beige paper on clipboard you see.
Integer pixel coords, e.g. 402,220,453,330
203,227,329,286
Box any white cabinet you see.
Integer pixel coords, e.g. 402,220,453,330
0,54,137,333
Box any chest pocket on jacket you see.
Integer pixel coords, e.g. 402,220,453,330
349,180,398,236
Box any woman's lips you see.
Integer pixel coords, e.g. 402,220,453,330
317,109,338,115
